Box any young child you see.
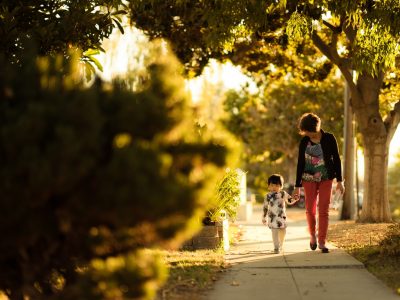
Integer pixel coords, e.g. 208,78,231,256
262,174,298,254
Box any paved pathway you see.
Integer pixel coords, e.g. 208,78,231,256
206,205,399,300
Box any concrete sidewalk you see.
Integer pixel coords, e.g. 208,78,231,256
206,205,399,300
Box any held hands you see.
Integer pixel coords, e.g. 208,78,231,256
292,187,301,201
287,196,298,205
262,217,267,225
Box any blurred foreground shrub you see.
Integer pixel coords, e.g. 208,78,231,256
0,48,226,300
380,223,400,256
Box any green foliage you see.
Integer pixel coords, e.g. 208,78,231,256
55,250,168,300
208,169,241,221
228,37,334,84
129,0,400,84
129,0,276,76
0,46,226,299
353,24,398,77
320,1,400,77
82,49,104,81
286,11,313,45
379,223,400,256
0,0,127,70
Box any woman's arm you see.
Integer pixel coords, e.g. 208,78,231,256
295,138,306,187
330,134,342,182
330,134,345,193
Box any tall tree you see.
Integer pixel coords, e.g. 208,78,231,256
281,1,400,222
130,0,400,222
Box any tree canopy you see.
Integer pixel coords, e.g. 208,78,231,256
128,0,400,222
0,0,128,77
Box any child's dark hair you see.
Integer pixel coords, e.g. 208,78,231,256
298,113,321,133
268,174,284,187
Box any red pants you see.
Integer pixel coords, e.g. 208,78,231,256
302,180,333,245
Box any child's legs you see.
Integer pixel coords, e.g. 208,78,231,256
317,180,333,245
271,229,280,250
302,181,318,239
278,228,286,249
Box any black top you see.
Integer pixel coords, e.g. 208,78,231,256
295,129,342,187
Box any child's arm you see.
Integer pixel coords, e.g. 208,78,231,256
283,191,298,205
262,196,268,224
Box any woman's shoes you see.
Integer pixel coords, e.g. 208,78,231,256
310,235,317,250
310,242,317,250
319,244,329,253
310,235,329,252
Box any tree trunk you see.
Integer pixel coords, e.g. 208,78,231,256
354,74,392,222
359,135,391,222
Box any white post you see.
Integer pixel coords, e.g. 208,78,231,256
236,169,252,221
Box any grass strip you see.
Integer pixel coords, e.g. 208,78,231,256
328,221,400,295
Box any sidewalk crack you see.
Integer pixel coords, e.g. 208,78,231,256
284,254,304,300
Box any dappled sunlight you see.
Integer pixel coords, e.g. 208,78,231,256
224,206,348,267
225,246,361,268
207,205,398,300
215,196,399,297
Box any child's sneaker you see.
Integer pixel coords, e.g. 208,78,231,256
273,248,280,254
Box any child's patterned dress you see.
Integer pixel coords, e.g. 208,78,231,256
263,191,292,229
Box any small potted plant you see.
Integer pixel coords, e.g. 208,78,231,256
192,169,241,250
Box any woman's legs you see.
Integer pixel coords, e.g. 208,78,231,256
317,180,333,246
302,181,318,242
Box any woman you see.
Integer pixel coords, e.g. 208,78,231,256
293,113,344,253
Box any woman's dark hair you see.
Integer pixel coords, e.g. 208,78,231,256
268,174,284,187
298,113,321,133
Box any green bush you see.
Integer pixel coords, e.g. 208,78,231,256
380,223,400,256
207,169,241,222
0,48,226,300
